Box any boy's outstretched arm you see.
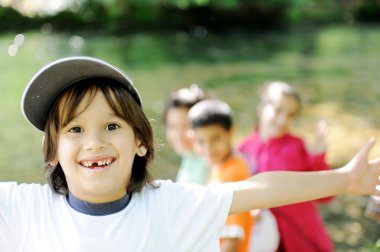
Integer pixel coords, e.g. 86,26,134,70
229,138,380,215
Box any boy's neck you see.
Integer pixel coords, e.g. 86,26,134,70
211,151,234,168
66,191,132,216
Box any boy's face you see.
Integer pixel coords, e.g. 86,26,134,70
57,90,141,203
259,94,299,140
192,124,233,166
165,107,193,155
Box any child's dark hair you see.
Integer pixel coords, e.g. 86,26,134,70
43,78,155,195
188,99,233,130
162,84,207,124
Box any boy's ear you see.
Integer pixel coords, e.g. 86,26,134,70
187,129,195,138
226,126,235,141
229,126,236,136
137,145,147,157
49,160,58,167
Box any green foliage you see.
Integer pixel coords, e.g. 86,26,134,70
367,238,380,252
355,1,380,22
2,0,380,32
0,6,35,30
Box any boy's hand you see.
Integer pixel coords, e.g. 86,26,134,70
342,138,380,196
308,120,328,154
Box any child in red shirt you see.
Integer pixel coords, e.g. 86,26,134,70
238,81,334,252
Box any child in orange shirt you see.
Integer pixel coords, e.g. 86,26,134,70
188,99,254,252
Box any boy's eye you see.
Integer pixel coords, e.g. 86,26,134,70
68,126,82,133
106,123,120,131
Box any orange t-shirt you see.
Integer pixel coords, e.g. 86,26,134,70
209,154,254,252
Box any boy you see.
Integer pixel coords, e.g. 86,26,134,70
0,56,379,251
188,99,254,252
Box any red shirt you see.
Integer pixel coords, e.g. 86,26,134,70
238,131,334,252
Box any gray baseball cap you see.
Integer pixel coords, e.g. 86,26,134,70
21,56,142,131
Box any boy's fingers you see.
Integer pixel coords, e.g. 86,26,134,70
347,137,376,173
369,158,380,166
373,183,380,196
356,137,376,160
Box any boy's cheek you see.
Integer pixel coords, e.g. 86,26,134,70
192,141,202,154
192,140,206,157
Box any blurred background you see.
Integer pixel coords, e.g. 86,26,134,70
1,0,380,250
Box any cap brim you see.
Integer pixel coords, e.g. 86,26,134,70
21,56,142,131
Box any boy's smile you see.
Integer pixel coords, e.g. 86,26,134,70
79,156,115,171
57,90,141,203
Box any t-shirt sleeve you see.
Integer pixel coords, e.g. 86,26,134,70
0,182,38,250
160,181,233,251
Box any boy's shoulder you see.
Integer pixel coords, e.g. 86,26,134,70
138,180,233,215
219,154,250,178
142,180,207,194
144,179,232,198
0,182,51,195
223,153,248,167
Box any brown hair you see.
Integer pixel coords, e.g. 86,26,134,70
162,84,207,125
43,78,155,195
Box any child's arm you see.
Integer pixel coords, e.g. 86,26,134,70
229,138,380,214
221,238,240,252
308,119,328,155
307,120,336,203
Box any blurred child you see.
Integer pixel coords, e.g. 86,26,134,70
162,84,210,184
188,99,254,252
238,81,334,252
1,57,379,251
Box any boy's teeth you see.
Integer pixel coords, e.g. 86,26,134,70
82,159,112,167
99,160,110,166
84,161,93,167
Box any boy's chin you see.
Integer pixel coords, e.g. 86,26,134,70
205,159,216,166
207,157,226,167
265,129,287,139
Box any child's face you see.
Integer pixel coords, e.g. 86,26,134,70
259,94,300,140
192,124,232,166
165,107,193,155
57,90,141,203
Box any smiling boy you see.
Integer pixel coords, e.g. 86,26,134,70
0,56,379,252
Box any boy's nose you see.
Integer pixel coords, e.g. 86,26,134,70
84,130,107,151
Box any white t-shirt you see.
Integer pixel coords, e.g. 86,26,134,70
0,180,233,252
